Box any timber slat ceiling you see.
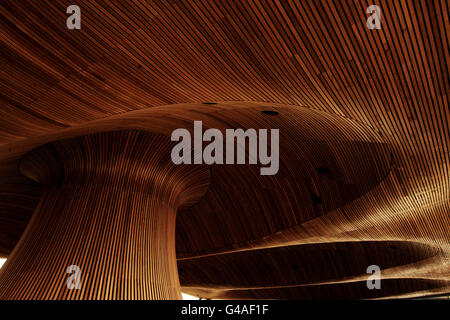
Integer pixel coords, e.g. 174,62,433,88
0,0,448,299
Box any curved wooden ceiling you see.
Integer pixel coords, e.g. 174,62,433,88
0,0,448,299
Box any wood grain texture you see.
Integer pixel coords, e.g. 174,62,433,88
0,0,448,299
0,131,209,299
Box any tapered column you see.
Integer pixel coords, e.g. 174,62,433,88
0,131,209,299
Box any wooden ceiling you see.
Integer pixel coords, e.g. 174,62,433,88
0,0,448,299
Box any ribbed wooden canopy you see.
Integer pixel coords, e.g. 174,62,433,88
0,0,448,299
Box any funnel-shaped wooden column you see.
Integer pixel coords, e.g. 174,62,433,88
0,131,209,299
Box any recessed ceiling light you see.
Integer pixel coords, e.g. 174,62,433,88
315,166,331,175
311,194,323,204
0,258,6,269
261,110,279,115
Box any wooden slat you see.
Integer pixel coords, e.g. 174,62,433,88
0,0,448,299
0,131,209,299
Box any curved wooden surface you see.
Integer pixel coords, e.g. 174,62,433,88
0,131,209,299
0,0,448,299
